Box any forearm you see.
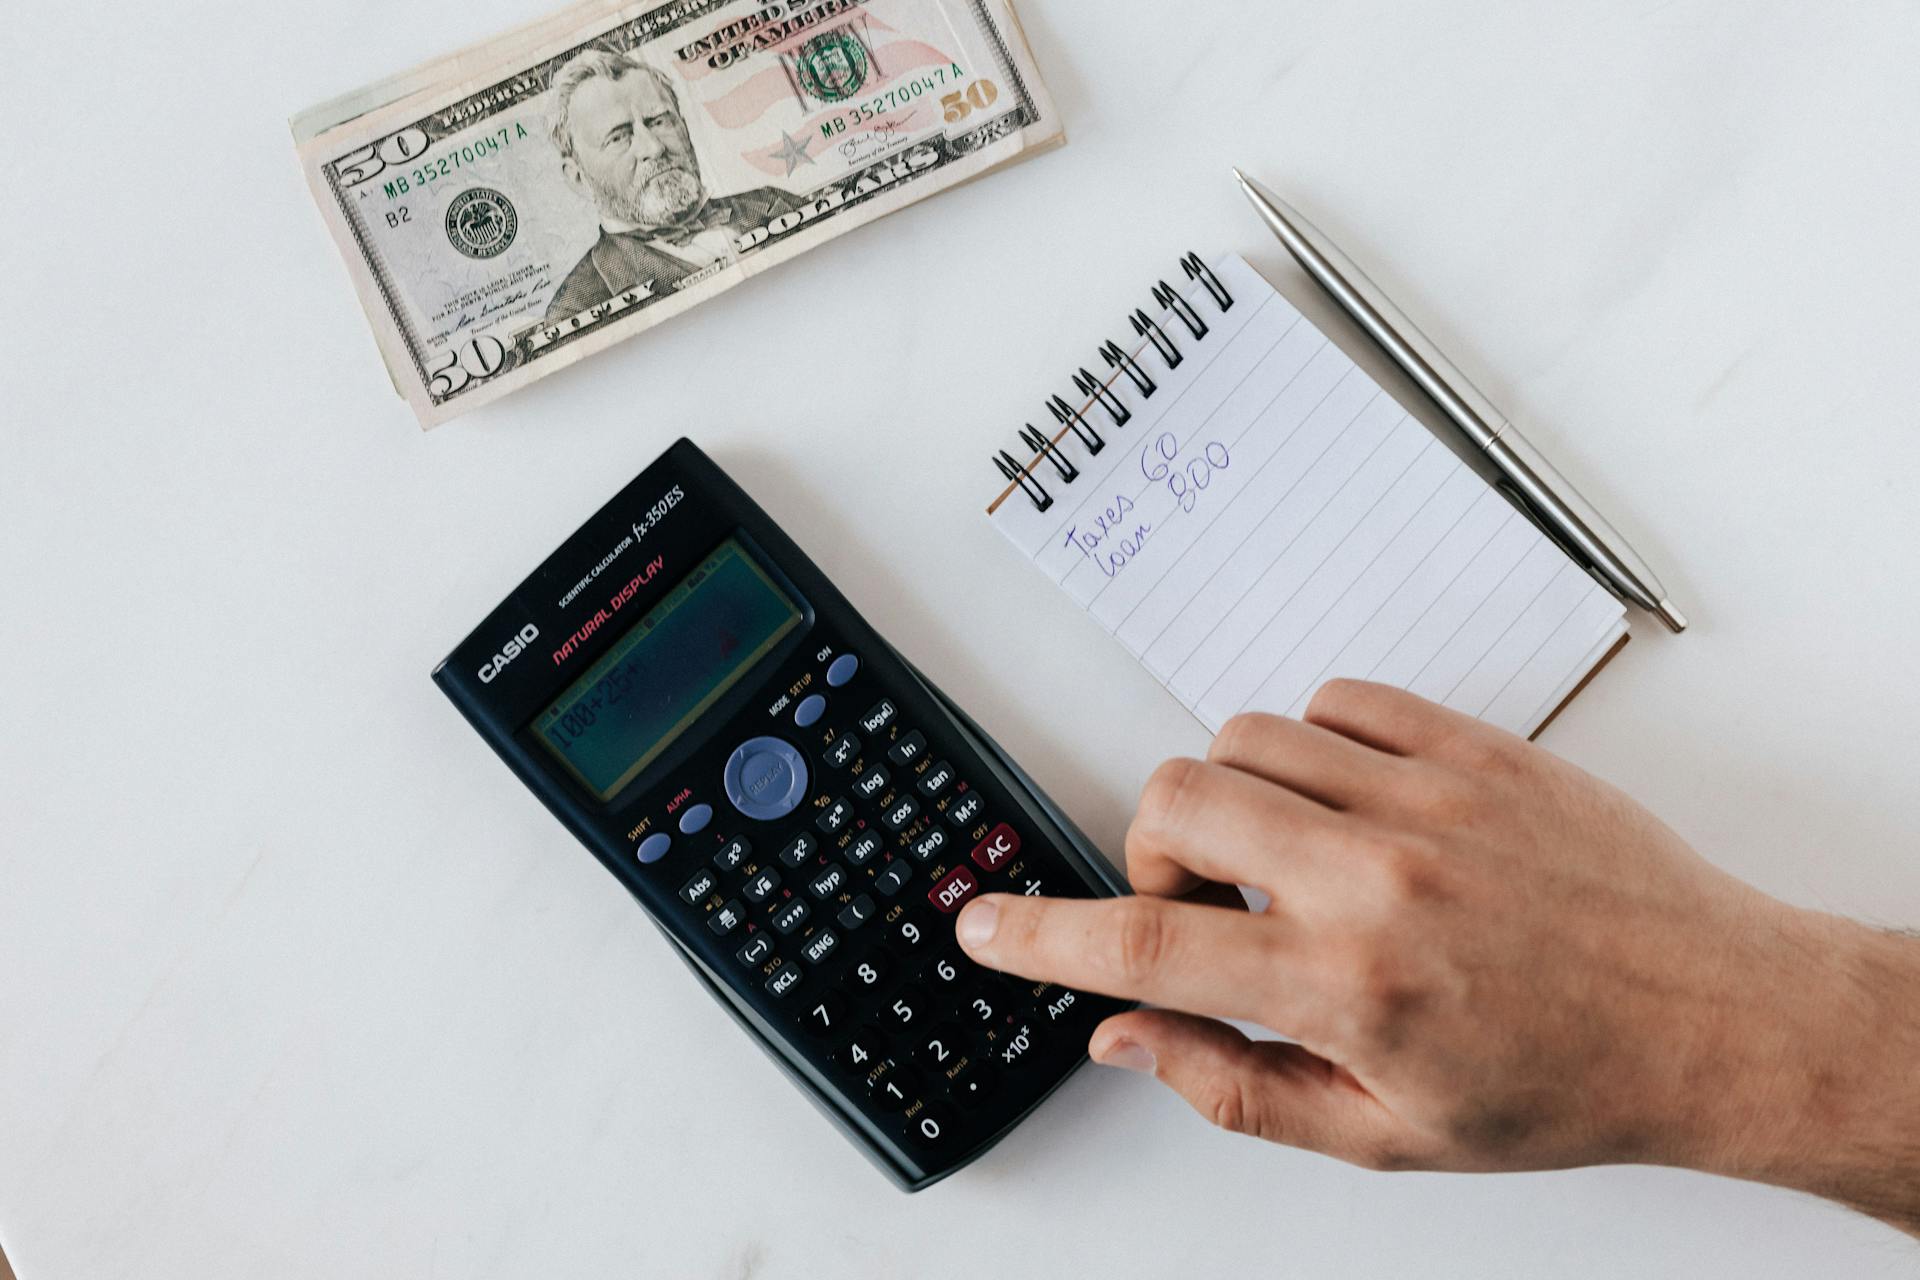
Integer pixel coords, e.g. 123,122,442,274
1707,912,1920,1236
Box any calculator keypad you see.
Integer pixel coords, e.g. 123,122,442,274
662,650,1122,1175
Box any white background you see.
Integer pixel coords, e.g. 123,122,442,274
5,1,1920,1276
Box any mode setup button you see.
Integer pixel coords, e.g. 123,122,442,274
724,737,811,822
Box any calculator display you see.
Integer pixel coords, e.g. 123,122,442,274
534,539,802,800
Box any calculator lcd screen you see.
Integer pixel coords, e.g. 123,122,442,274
533,538,803,801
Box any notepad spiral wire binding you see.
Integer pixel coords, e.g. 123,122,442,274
994,252,1236,513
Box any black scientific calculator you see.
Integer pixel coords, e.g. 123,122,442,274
433,440,1130,1190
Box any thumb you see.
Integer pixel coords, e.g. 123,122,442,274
1089,1009,1413,1168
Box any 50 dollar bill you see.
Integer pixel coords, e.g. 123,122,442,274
293,0,1061,428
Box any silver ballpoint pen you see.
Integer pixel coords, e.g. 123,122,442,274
1233,169,1688,634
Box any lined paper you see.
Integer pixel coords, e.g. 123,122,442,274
989,254,1626,738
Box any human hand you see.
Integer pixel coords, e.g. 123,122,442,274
955,681,1920,1216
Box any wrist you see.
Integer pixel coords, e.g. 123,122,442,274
1701,907,1920,1233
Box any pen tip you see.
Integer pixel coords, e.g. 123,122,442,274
1654,600,1689,634
1230,166,1249,185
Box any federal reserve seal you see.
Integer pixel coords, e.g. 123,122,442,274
795,29,870,104
445,188,518,260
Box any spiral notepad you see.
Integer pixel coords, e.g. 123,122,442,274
985,253,1628,739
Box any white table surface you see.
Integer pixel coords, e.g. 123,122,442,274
6,1,1920,1275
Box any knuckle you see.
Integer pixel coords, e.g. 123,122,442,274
1305,677,1370,723
1443,723,1528,778
1209,713,1272,765
1109,899,1169,983
1196,1074,1265,1138
1359,832,1449,910
998,896,1048,959
1320,922,1426,1054
1138,757,1205,832
1402,767,1479,826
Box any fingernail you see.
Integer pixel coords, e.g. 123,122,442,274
1097,1039,1156,1074
956,899,999,950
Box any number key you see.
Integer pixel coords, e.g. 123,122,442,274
913,1024,965,1070
803,990,846,1036
927,946,967,990
836,1026,885,1075
884,985,929,1030
847,954,889,992
909,1102,958,1149
891,913,932,954
869,1062,920,1112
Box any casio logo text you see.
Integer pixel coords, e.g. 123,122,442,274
478,624,540,684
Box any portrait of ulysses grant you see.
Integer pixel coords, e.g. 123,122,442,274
544,48,802,321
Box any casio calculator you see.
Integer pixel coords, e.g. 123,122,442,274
432,440,1131,1191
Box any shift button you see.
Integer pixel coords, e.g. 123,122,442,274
637,833,672,865
678,804,713,835
827,654,860,687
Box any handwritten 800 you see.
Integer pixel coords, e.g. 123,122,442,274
1062,434,1235,582
1141,432,1231,512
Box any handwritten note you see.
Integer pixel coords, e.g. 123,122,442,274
990,255,1626,738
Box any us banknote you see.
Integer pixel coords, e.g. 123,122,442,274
293,0,1062,427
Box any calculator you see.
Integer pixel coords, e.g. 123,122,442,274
432,440,1132,1190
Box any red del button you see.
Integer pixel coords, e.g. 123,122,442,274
971,823,1021,872
929,865,981,914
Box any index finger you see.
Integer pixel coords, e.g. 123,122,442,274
955,892,1326,1038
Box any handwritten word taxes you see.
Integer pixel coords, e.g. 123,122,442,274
1063,432,1233,580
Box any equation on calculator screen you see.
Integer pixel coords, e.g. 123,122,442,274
534,540,801,799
